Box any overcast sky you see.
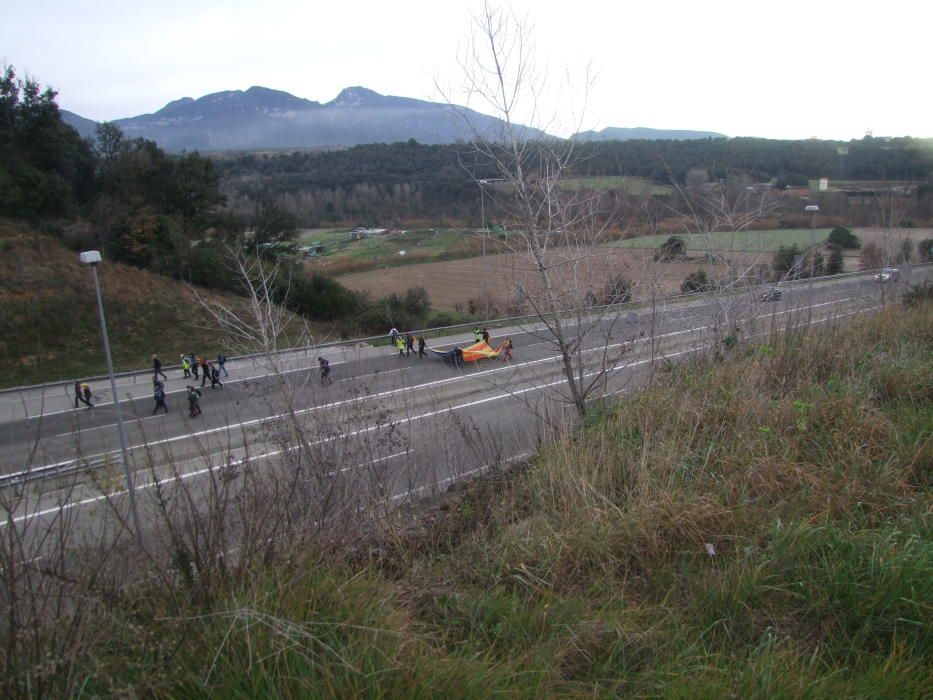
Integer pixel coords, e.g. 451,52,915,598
2,0,930,140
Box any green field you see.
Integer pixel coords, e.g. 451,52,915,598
611,228,831,252
561,175,674,195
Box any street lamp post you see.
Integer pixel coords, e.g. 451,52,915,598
80,251,145,550
805,204,820,309
478,178,504,322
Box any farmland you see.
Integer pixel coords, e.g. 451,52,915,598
611,228,832,252
336,248,755,314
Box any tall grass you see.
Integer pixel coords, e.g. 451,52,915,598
2,301,930,697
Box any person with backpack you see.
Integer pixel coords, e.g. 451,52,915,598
209,364,223,389
187,386,202,417
318,357,332,385
81,382,94,408
152,380,168,414
200,358,211,387
152,354,168,381
74,380,93,408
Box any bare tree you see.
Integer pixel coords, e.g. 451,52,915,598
443,2,637,419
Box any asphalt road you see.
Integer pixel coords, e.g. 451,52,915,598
0,269,924,537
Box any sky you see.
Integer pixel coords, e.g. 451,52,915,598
2,0,931,141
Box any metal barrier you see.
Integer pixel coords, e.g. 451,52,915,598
1,262,927,396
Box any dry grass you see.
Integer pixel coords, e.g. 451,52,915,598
0,222,324,387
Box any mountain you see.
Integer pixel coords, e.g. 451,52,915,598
574,126,727,141
61,109,99,140
62,85,541,152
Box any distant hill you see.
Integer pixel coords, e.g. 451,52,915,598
61,85,545,152
574,127,727,141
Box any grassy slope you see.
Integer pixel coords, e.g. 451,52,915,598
60,300,930,697
0,221,321,388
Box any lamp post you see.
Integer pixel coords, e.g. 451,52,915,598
478,178,504,322
80,251,145,550
805,204,820,306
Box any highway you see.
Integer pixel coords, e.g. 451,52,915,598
0,269,924,542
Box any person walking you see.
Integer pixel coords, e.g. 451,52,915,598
454,346,464,369
473,327,483,343
482,328,490,344
187,386,202,417
180,354,191,378
192,355,200,381
74,380,93,408
318,357,332,385
152,354,168,381
217,352,228,377
389,327,399,345
209,364,223,389
418,335,426,359
396,335,406,358
502,336,514,363
200,358,211,387
81,382,94,408
152,380,168,414
405,333,414,357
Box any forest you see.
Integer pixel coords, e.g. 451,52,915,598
214,135,933,226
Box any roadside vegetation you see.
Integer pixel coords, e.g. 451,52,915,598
4,298,929,696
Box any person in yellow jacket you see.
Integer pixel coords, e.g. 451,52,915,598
396,335,406,358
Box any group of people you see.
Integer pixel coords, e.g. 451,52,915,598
73,352,230,418
388,326,513,368
389,328,428,359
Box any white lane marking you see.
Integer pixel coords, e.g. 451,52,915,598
18,296,863,473
4,450,410,526
56,413,167,437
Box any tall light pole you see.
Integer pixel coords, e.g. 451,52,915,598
80,251,145,550
805,204,820,306
478,178,504,322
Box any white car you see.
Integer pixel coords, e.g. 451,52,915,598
873,267,900,282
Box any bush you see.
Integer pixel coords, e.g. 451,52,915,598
773,244,801,275
920,238,933,262
681,270,713,294
655,236,686,262
285,271,360,322
601,275,633,304
827,226,860,249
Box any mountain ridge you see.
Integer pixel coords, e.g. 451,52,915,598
61,86,728,151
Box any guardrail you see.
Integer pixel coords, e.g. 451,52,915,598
0,454,120,491
1,262,927,397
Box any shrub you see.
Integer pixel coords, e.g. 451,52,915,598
655,236,686,262
827,226,860,249
826,246,844,275
681,270,713,294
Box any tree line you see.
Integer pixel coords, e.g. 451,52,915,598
215,135,933,226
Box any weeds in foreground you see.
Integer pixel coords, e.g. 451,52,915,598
1,301,931,697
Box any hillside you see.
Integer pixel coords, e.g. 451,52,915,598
0,221,317,388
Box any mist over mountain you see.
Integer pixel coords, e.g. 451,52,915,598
575,126,727,141
61,86,545,152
